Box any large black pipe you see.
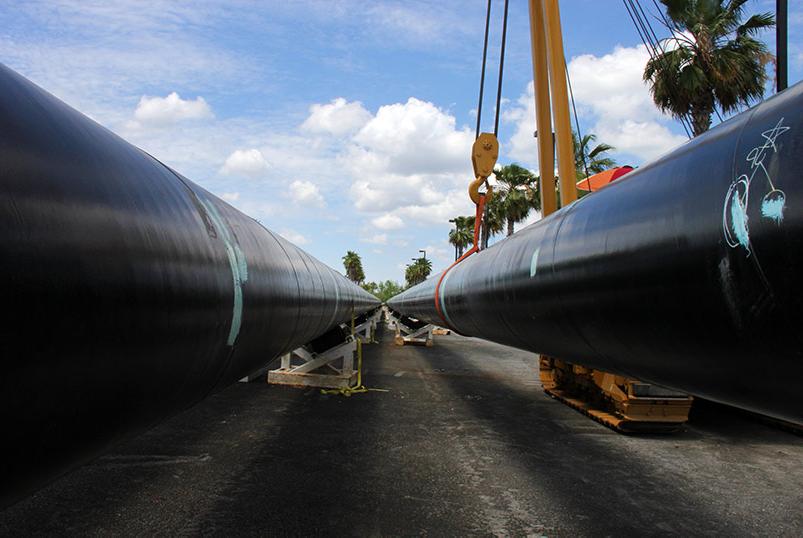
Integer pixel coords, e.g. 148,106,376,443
390,82,803,424
0,64,378,506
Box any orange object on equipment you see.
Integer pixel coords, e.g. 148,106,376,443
577,166,633,192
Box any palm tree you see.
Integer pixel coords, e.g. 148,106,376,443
405,257,432,287
494,164,541,237
404,264,416,288
480,193,507,248
573,132,617,178
342,250,365,284
448,215,475,259
644,0,774,136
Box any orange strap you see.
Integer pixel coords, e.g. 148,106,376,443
434,194,486,329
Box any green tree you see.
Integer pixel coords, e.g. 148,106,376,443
405,257,433,287
375,280,404,302
342,250,365,284
404,265,415,288
644,0,774,136
494,163,541,237
448,215,475,259
573,132,617,178
361,281,378,296
362,279,402,302
480,193,507,248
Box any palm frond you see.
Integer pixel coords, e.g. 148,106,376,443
737,12,775,37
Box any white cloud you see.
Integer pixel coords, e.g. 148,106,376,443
505,81,539,166
568,46,658,121
363,233,388,245
353,97,472,176
391,191,475,225
419,242,452,268
288,180,325,207
346,97,475,221
567,45,687,160
133,92,213,126
363,2,472,48
278,229,309,245
596,120,688,162
220,149,269,178
504,44,688,166
221,191,240,202
371,213,404,230
301,97,372,136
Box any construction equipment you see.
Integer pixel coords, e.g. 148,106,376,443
540,358,693,433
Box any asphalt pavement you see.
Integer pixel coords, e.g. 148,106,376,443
1,324,801,536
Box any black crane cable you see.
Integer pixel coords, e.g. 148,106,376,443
493,0,510,137
565,63,592,191
472,0,509,249
636,0,723,124
648,0,726,123
623,0,693,138
474,0,509,140
475,0,492,140
623,0,693,134
641,0,725,127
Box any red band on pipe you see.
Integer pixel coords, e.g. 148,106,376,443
434,194,486,329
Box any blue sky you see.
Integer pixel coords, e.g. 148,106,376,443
2,0,800,283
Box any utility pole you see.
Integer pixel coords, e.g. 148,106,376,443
448,219,458,261
777,0,788,92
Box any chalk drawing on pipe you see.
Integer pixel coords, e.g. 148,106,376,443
723,118,790,256
200,197,249,346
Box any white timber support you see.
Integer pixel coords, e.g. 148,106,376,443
388,311,434,347
268,337,358,389
353,308,382,343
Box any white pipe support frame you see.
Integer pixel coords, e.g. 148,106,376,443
267,337,359,389
353,308,382,344
389,313,434,347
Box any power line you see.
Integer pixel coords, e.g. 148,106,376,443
639,0,727,125
623,0,693,137
629,0,694,136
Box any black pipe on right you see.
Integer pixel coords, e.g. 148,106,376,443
389,82,803,424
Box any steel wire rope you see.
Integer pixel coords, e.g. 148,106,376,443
493,0,510,137
636,0,726,124
565,62,591,191
475,0,492,140
623,0,693,137
635,0,725,123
